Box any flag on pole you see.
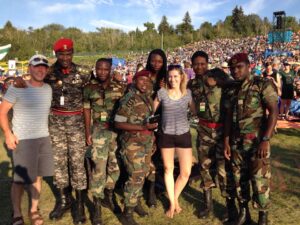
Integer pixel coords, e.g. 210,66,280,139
0,44,12,60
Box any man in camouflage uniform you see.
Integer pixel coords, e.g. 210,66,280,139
224,53,278,225
83,58,125,225
115,70,158,225
47,38,91,225
188,51,237,221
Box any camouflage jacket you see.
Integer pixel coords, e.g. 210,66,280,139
231,76,278,135
114,87,154,135
188,75,226,123
83,78,125,129
45,62,91,111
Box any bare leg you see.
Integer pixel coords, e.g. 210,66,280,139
174,148,192,214
285,99,292,119
280,99,286,117
161,148,175,218
30,176,42,213
29,176,43,225
11,182,24,218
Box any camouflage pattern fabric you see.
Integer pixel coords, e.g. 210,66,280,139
45,62,91,111
49,114,87,190
83,78,125,199
197,125,235,197
47,62,91,190
115,88,154,207
189,75,234,197
233,77,278,135
230,76,277,210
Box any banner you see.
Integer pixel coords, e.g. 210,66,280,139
0,44,12,60
268,31,293,44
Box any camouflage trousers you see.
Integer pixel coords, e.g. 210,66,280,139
90,127,120,199
49,113,87,190
197,125,235,198
146,138,157,182
231,135,271,210
120,132,154,207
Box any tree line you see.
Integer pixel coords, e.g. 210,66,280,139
0,6,299,60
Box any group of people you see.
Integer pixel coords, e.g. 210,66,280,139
0,37,279,225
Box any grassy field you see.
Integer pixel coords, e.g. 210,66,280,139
0,128,300,225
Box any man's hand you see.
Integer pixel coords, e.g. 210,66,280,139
85,132,93,146
224,141,231,160
144,122,158,130
13,77,27,88
5,132,19,150
257,141,270,158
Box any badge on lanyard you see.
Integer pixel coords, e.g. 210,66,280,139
238,99,243,105
60,96,65,106
199,102,206,112
100,112,108,122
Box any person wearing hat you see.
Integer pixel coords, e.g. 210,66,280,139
83,58,125,225
221,61,230,75
115,70,158,225
279,60,295,120
188,51,237,222
46,38,91,224
0,54,53,225
224,53,278,225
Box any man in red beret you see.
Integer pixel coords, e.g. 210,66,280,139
46,38,91,225
224,53,278,225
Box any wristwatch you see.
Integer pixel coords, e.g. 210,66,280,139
261,136,270,142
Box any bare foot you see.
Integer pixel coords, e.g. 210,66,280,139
175,206,182,214
175,201,182,214
166,206,175,218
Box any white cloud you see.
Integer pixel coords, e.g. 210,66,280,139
243,0,266,15
131,0,227,28
43,0,113,13
125,0,163,9
89,19,137,31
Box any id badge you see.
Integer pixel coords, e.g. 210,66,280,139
100,112,107,122
238,99,243,105
60,96,65,106
199,102,206,112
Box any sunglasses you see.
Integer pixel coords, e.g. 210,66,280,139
168,64,182,70
32,57,48,64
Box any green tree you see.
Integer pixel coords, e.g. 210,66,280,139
143,22,156,32
232,6,245,35
158,15,173,34
285,16,300,31
176,11,193,35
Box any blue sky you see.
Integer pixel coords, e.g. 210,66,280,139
1,0,299,32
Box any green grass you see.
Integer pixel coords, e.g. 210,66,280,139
1,128,300,225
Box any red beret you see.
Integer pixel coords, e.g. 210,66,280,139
134,69,151,80
53,38,73,52
229,53,249,67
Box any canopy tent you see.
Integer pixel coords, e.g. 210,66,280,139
0,44,11,60
111,58,126,68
